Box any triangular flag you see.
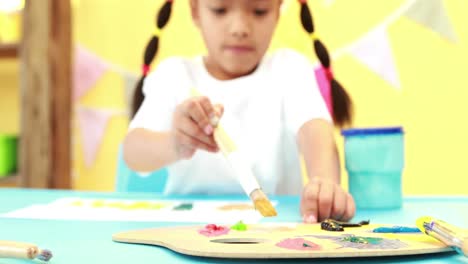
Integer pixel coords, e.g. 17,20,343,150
314,67,333,117
122,72,140,111
348,29,400,89
77,108,112,167
73,45,109,101
404,0,457,43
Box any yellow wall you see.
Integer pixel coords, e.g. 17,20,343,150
3,0,466,194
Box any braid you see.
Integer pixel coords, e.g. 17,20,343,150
132,0,174,116
298,0,353,127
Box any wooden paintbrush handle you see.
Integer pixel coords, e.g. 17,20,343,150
0,240,38,259
213,125,237,155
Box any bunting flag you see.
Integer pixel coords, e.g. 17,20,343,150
314,67,333,117
348,29,401,89
73,45,109,101
123,71,140,111
404,0,457,42
77,107,113,168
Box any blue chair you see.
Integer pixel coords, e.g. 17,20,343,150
115,145,168,193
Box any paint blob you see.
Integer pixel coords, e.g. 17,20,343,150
199,224,230,237
276,238,321,251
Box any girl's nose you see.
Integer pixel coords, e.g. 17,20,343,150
229,12,251,38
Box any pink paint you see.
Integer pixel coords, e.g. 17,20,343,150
198,224,230,237
276,238,321,251
314,66,333,118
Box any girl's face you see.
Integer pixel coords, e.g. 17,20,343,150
191,0,281,80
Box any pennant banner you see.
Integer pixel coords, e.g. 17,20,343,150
314,67,333,117
73,45,109,101
77,108,113,168
348,29,400,89
404,0,457,42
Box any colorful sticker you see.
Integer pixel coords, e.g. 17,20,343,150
276,238,321,251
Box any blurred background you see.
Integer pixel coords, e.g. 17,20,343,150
0,0,467,195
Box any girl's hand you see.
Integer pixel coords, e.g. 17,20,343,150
171,96,224,160
300,178,356,224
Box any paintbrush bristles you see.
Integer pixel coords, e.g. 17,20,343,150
250,189,277,217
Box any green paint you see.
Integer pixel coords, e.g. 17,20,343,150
341,236,383,245
173,203,193,211
230,221,248,231
302,243,312,247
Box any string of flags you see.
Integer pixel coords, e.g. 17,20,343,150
74,0,458,168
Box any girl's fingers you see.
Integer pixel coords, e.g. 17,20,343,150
178,117,217,148
183,98,214,135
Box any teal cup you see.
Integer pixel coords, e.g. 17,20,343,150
341,127,404,209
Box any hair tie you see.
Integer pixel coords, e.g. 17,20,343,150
142,64,150,76
324,67,334,80
310,32,318,41
154,27,162,37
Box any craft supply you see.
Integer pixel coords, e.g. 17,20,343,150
321,219,370,231
190,88,277,217
0,240,52,262
231,221,248,231
113,223,453,258
373,226,421,233
417,216,468,257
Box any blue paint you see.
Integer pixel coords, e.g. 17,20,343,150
373,226,421,233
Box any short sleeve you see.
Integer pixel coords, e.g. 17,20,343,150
279,50,333,134
129,58,184,132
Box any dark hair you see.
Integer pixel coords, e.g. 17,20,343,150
132,0,174,116
299,0,353,127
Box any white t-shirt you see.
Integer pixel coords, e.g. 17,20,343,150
129,48,332,195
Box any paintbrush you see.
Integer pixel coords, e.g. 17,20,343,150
416,216,468,257
191,88,277,217
0,240,53,261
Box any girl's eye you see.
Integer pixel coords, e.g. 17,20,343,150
211,7,227,15
254,9,269,16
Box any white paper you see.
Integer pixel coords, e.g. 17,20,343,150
1,197,278,224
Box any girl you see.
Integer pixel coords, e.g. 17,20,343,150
124,0,355,223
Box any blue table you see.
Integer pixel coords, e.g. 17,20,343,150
0,188,466,264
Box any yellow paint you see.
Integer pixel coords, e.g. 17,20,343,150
1,0,466,194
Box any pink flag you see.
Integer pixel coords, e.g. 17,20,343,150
315,67,333,117
73,46,109,101
77,108,112,167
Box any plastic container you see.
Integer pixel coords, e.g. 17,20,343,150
0,134,18,177
341,127,404,209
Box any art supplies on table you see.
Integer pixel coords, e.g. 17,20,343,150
113,222,456,259
0,240,52,262
417,216,468,257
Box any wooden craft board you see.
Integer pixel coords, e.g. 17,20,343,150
112,223,453,259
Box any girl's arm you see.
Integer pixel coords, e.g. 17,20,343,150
297,119,355,223
123,128,178,172
297,119,340,183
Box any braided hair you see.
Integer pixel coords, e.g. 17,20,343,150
298,0,353,127
132,0,174,116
